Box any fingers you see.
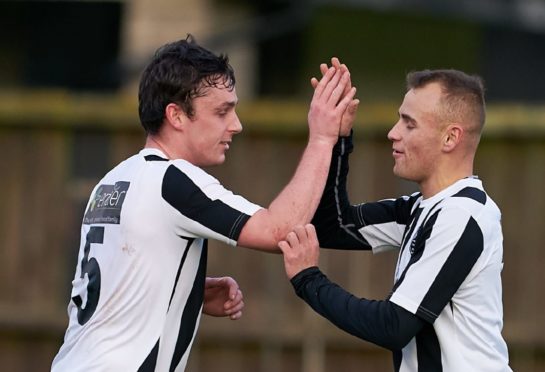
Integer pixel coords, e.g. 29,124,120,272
304,224,320,252
310,62,335,89
279,224,314,250
336,86,357,116
330,58,353,100
348,98,360,113
340,98,360,136
318,68,345,103
224,288,244,320
312,66,336,100
328,71,351,106
311,58,346,78
320,62,329,77
220,277,243,320
279,224,321,280
293,225,309,245
312,59,348,102
278,240,291,254
229,310,243,320
215,276,241,302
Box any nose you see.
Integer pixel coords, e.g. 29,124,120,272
387,120,401,142
230,113,243,134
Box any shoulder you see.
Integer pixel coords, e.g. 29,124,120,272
161,159,221,192
441,186,500,221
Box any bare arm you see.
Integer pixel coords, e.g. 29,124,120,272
237,66,356,251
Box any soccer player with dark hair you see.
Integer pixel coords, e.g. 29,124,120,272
51,35,358,371
279,68,512,371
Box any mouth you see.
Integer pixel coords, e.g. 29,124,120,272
220,141,231,150
392,148,403,157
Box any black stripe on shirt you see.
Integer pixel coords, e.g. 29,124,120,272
168,237,195,308
453,187,486,205
137,236,197,372
393,350,402,372
358,196,419,226
145,154,168,161
169,240,208,371
416,323,442,371
416,216,484,323
137,340,160,372
399,207,423,259
392,211,439,293
162,165,251,241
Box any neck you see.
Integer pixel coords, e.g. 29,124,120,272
145,136,173,159
420,164,474,199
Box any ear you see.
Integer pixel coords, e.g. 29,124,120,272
442,124,463,153
164,103,186,131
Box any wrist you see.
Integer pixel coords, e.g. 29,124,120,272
307,135,337,149
290,266,321,288
339,129,353,138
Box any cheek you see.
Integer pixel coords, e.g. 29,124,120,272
413,138,439,168
403,140,428,170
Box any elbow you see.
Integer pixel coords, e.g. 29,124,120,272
372,302,421,351
383,333,413,351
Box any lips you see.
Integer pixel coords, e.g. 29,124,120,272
392,148,403,157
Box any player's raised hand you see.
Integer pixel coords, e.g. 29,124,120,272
203,276,244,320
307,64,356,146
311,57,360,136
278,224,321,280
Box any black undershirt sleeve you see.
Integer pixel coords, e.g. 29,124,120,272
312,134,371,250
291,267,425,351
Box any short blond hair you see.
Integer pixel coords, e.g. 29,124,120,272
407,69,486,135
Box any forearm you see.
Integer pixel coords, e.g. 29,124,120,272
267,139,335,231
291,267,424,350
238,140,335,250
237,65,356,251
312,134,370,250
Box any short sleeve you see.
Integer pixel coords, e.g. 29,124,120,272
161,162,262,245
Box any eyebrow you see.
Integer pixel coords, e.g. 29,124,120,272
399,112,417,125
214,101,237,112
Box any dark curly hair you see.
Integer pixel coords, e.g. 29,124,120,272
138,35,235,134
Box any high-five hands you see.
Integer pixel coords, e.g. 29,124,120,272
307,61,357,146
278,224,321,280
311,57,360,136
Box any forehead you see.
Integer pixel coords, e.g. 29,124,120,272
399,82,443,120
195,84,238,106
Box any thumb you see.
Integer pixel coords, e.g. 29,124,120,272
205,276,227,289
227,279,239,300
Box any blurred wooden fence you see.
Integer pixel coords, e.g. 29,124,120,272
0,92,544,371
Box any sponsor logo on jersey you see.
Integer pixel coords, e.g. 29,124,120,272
84,181,130,225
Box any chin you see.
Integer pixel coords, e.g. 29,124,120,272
208,157,226,167
393,167,411,181
392,166,403,178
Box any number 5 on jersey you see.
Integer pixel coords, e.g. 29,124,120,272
72,226,104,325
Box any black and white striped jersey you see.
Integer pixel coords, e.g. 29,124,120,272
52,148,261,372
309,135,511,372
